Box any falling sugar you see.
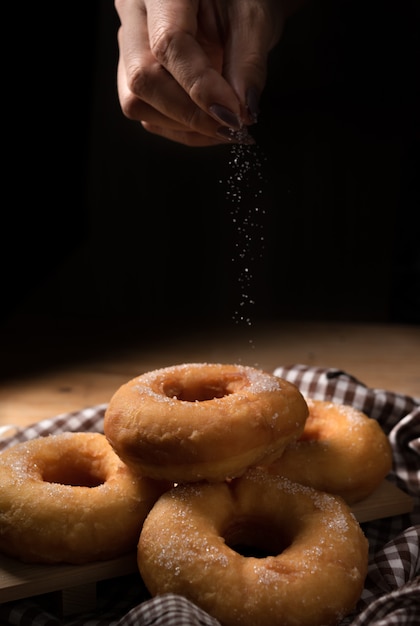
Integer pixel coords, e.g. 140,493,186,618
220,141,268,352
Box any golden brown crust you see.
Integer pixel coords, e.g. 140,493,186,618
260,399,393,503
104,363,309,482
138,469,368,626
0,432,168,564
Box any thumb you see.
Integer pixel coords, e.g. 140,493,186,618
222,3,285,123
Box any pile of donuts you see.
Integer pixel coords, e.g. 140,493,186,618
0,363,393,626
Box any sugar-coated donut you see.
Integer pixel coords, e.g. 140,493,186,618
138,468,368,626
104,363,309,482
0,432,168,564
260,399,393,503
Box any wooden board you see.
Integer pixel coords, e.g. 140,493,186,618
0,480,414,607
0,553,138,604
350,480,413,523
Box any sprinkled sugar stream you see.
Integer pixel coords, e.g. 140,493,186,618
220,142,268,350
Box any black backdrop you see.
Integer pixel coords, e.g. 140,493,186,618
2,0,419,372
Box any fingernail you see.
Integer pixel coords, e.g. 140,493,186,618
216,126,256,145
246,87,260,124
209,104,242,129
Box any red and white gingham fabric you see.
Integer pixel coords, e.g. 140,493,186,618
0,364,419,625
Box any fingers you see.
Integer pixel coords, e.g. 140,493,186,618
141,122,230,147
115,3,208,126
116,29,217,133
114,0,274,145
144,0,244,122
115,0,246,138
116,28,254,146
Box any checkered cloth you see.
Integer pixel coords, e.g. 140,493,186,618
0,365,419,625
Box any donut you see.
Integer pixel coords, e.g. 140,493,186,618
104,363,309,482
138,468,368,626
260,398,393,504
0,432,169,564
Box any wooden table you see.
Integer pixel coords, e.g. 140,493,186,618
1,321,419,429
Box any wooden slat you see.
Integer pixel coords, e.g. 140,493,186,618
351,480,413,523
0,553,138,603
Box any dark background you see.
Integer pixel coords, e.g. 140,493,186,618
2,0,419,372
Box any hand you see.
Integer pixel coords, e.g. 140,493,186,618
114,0,289,146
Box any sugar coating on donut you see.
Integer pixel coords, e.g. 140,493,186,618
132,363,283,402
138,469,368,626
260,398,393,503
104,363,309,482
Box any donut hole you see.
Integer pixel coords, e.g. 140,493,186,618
224,518,292,558
163,378,234,402
41,457,106,488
